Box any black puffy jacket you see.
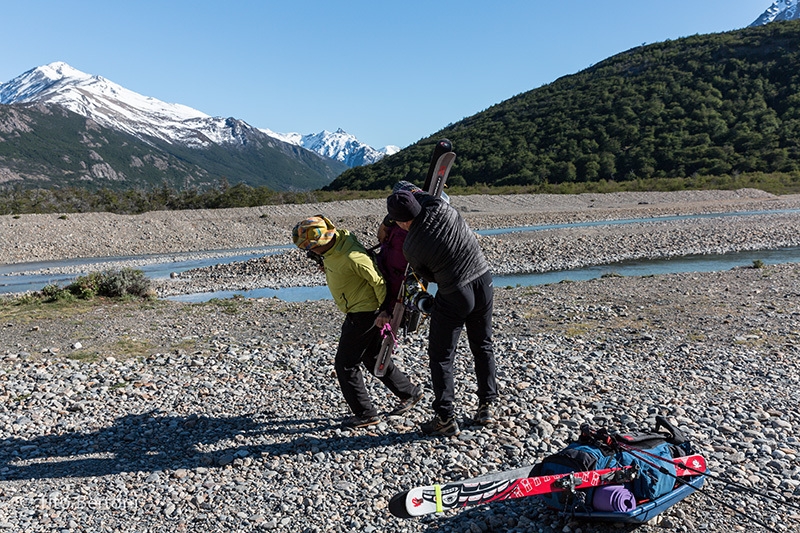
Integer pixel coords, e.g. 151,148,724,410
402,195,489,294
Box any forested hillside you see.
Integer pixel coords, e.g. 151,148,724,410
327,21,800,191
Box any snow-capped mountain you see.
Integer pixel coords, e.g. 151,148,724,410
0,62,352,192
0,62,392,165
262,127,399,167
750,0,800,26
0,62,228,148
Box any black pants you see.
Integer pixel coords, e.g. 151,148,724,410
335,311,420,418
428,271,497,419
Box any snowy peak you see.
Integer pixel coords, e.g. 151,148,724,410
0,61,221,147
261,127,399,167
750,0,800,26
0,62,91,102
1,62,209,121
299,128,398,167
0,62,396,165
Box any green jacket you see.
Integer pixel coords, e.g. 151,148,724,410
321,229,386,314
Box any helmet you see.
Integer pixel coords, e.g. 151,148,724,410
292,215,336,250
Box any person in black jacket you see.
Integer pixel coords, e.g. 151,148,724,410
386,189,498,436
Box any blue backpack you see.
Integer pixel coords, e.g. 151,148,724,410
530,417,692,510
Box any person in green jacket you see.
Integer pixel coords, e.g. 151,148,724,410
292,215,423,429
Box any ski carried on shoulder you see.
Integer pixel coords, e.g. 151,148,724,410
374,139,454,378
388,454,707,518
424,138,454,197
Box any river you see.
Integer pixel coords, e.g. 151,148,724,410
3,208,800,301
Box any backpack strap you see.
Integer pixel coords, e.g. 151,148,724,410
655,415,688,445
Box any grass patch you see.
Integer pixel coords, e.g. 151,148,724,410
0,291,168,324
171,338,198,352
68,350,102,363
686,332,707,343
110,336,154,358
205,295,250,315
0,296,99,324
1,294,172,362
67,337,155,361
564,323,593,337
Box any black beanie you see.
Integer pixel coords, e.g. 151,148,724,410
387,189,422,222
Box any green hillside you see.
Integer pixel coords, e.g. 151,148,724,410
327,21,800,192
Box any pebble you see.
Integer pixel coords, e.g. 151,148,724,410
2,191,800,532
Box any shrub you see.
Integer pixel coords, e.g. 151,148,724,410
97,268,151,298
40,284,75,302
67,272,102,299
40,284,62,300
61,268,153,299
15,292,42,305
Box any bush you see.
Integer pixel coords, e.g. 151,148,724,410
67,272,102,299
97,268,151,298
63,268,153,299
40,284,75,302
40,284,62,300
15,292,43,305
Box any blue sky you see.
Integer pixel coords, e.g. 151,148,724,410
1,1,775,149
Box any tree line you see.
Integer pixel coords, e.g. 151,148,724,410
0,182,327,215
3,170,800,216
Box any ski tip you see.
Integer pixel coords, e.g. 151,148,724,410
685,454,708,473
388,491,413,519
436,138,453,152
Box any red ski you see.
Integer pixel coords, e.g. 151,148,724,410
388,454,707,518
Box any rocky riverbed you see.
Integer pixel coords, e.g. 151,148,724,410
1,190,800,532
5,188,800,300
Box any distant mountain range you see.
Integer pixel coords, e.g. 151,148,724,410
0,3,794,195
751,0,800,26
0,62,393,192
262,127,399,167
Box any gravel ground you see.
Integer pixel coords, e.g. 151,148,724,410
2,189,800,532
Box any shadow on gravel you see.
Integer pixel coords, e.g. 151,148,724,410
0,410,266,481
248,414,421,460
0,410,419,481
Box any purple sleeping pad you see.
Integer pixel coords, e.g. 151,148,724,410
592,485,637,512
